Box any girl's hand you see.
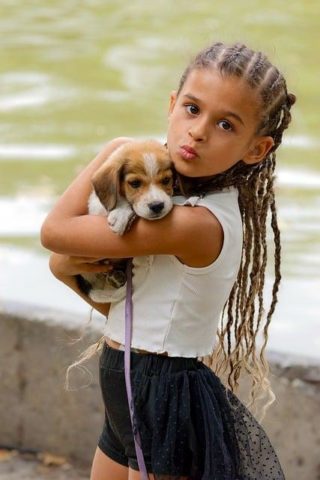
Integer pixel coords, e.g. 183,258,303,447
49,253,113,279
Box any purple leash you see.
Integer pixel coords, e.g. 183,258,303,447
124,258,149,480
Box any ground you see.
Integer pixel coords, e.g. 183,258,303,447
0,448,90,480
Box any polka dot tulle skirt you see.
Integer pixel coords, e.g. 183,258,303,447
99,343,285,479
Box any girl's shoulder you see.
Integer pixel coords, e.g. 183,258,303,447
98,136,135,156
172,186,242,265
173,186,239,211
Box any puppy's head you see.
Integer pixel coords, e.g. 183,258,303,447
92,140,174,220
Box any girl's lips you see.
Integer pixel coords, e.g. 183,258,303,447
179,145,197,160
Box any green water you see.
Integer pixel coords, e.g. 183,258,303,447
1,0,319,194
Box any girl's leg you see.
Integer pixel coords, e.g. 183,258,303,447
128,469,189,480
128,467,155,480
90,446,129,480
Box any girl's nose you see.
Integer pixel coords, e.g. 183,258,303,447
188,120,208,142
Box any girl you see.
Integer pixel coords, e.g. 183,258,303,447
41,41,295,480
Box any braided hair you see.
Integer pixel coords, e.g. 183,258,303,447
175,42,296,418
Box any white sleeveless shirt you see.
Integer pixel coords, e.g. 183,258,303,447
104,187,243,358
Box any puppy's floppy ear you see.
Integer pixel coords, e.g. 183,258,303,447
91,147,127,211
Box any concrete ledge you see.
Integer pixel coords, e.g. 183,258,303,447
0,300,319,479
0,300,104,466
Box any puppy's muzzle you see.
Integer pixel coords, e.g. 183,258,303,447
149,201,165,215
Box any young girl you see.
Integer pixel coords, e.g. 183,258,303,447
41,41,295,480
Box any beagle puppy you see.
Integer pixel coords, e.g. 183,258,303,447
76,139,174,303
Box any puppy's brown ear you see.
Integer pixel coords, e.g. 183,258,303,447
91,149,126,211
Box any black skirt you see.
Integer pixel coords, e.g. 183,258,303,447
98,342,285,480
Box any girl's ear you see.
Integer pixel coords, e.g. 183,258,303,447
243,136,275,164
168,91,177,116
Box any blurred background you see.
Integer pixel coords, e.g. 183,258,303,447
1,0,319,359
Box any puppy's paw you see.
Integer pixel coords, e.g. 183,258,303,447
108,207,135,235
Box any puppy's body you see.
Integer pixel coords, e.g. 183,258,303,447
77,140,173,303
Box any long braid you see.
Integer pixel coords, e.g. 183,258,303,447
176,42,296,419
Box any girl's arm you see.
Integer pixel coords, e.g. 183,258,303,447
41,138,223,268
49,253,112,316
43,136,134,219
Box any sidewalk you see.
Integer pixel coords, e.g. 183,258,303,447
0,448,90,480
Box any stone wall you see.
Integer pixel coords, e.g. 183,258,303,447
0,300,319,479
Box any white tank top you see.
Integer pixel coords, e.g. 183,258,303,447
104,187,243,357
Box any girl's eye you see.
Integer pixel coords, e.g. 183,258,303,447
129,180,142,189
217,120,233,131
185,104,199,115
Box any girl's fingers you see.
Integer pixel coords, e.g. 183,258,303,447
50,253,113,277
62,255,114,274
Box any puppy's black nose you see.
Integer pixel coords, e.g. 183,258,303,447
149,202,164,214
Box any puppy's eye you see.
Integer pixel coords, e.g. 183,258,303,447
161,177,171,185
128,180,142,189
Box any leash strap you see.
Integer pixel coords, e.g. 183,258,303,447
124,258,149,480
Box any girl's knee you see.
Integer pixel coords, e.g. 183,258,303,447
128,467,155,480
90,447,128,480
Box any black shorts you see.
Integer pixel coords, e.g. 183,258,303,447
97,342,285,479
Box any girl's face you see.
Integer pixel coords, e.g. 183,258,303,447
167,68,274,178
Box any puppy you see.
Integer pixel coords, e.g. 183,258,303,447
76,139,174,303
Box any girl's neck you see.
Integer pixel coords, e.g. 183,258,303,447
174,159,260,197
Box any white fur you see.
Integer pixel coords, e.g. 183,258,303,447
89,285,126,303
143,152,159,178
88,190,107,216
107,197,135,235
